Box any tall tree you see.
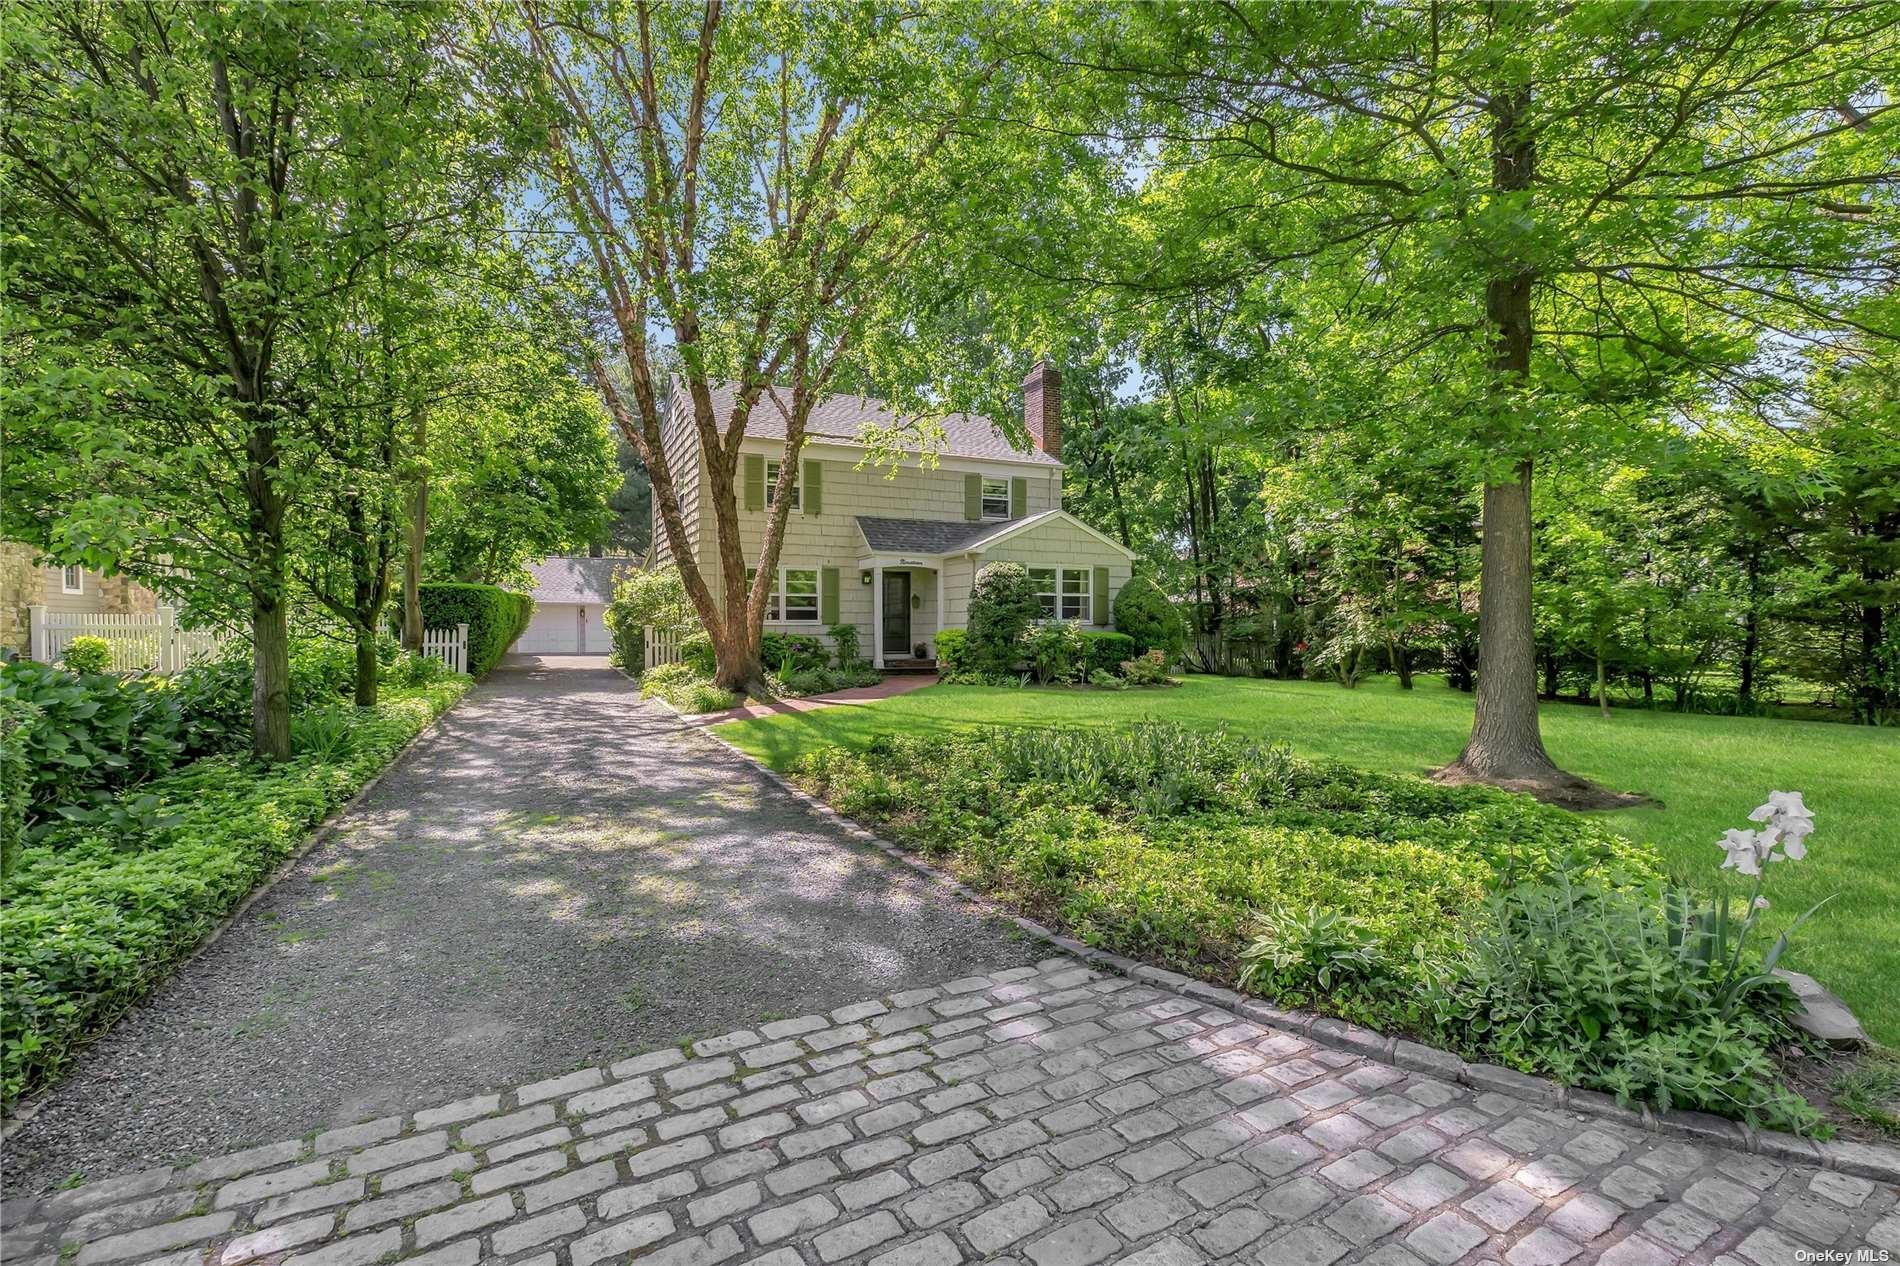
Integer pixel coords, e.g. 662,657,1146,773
1,1,497,756
514,0,1070,692
1058,0,1898,799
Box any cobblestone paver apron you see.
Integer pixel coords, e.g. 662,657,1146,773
5,958,1893,1266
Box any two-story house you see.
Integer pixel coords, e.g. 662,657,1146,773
651,363,1136,668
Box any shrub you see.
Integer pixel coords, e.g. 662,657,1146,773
1239,904,1390,1010
606,566,697,669
62,636,113,676
827,623,861,669
417,583,535,675
1113,575,1186,662
966,562,1041,675
0,661,184,823
1087,669,1127,690
0,679,468,1105
0,698,34,877
1022,621,1087,685
1120,650,1177,687
163,645,254,757
680,632,716,676
933,628,969,673
288,638,357,703
762,632,828,674
1078,631,1137,677
775,667,843,697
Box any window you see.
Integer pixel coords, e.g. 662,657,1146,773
981,476,1010,519
765,459,799,510
745,566,820,623
1060,568,1091,620
1027,567,1057,619
60,565,83,595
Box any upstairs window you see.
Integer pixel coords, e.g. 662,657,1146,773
61,565,83,594
765,459,799,510
981,477,1010,519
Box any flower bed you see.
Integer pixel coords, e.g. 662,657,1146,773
791,723,1829,1132
0,679,467,1106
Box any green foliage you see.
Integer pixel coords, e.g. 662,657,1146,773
290,709,358,762
1087,669,1127,690
1021,621,1087,685
1427,878,1818,1133
966,563,1041,676
0,698,35,877
0,679,468,1105
638,663,740,714
680,633,716,677
762,632,829,675
933,628,969,674
1112,577,1186,663
827,623,861,669
782,721,1815,1127
1079,631,1137,677
416,584,534,676
0,661,184,823
60,636,112,676
1240,905,1387,1003
605,566,698,670
1119,650,1177,687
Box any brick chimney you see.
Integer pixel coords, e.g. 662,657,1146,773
1023,360,1061,459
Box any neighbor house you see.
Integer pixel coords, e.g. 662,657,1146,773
650,364,1136,667
1,541,158,659
512,554,642,655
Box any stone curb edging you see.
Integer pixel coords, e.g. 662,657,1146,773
0,681,475,1146
687,719,1900,1186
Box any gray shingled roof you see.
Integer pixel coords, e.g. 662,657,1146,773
854,515,1026,555
524,556,640,605
693,380,1061,467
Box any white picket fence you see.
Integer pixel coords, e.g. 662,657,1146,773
28,606,228,674
420,623,469,675
643,625,685,671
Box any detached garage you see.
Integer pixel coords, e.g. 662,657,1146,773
512,555,639,655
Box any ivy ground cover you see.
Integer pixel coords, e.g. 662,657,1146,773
1,679,467,1106
714,674,1900,1048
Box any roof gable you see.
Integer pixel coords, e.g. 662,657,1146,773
523,556,639,605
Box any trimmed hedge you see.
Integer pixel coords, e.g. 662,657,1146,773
0,679,468,1106
1079,631,1137,677
418,583,534,675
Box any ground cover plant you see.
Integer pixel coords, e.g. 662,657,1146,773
0,657,468,1106
717,673,1900,1049
791,719,1836,1130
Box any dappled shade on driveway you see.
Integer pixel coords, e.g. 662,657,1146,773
2,658,1035,1197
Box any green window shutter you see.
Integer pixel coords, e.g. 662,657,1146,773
820,566,839,624
743,453,766,511
1010,477,1027,519
964,473,982,521
1092,567,1109,625
803,459,822,515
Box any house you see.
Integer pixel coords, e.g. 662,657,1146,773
512,554,642,655
1,541,159,659
651,363,1137,667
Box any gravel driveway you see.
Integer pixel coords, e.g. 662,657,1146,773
1,655,1037,1198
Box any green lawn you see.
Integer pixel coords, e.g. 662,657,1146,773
716,674,1900,1045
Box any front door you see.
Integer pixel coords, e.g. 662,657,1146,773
882,572,911,657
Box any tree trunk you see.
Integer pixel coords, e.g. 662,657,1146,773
1541,649,1559,700
1596,646,1609,717
354,627,380,708
402,409,427,652
1391,636,1413,689
1438,83,1614,805
251,586,291,761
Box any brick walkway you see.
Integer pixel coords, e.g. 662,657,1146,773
5,960,1894,1266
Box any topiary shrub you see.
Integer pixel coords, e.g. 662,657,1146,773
417,583,535,675
1114,575,1186,663
1078,631,1137,677
966,562,1042,676
61,636,113,676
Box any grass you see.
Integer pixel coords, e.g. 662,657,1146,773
715,673,1900,1046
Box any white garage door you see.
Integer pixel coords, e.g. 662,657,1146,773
515,603,581,653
